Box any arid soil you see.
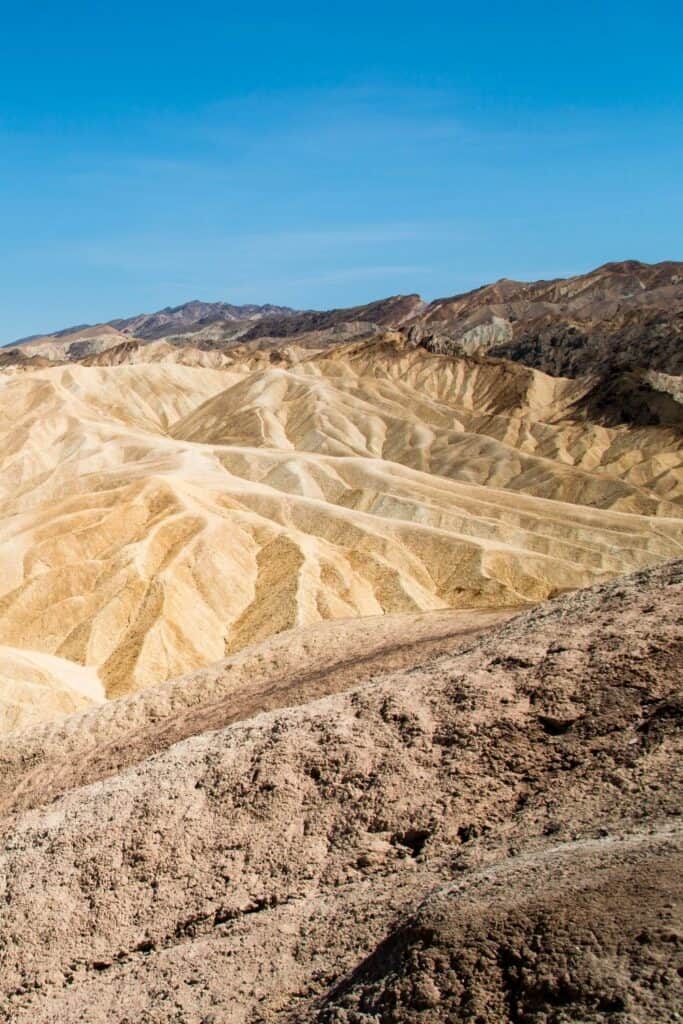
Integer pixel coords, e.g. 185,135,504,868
0,560,680,1023
301,831,682,1024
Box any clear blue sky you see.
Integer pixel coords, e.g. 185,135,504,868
1,0,681,342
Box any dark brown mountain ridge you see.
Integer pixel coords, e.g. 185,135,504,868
413,259,683,376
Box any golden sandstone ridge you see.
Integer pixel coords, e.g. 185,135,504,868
0,334,681,729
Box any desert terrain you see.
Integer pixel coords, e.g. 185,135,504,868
0,260,680,1022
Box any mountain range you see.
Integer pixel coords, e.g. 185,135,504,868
7,259,682,376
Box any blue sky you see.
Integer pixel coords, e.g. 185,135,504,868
1,1,681,342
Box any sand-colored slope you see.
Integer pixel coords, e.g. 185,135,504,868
0,341,681,727
0,646,103,732
15,323,134,361
81,338,241,368
173,341,683,511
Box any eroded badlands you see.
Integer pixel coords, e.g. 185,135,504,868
1,336,681,729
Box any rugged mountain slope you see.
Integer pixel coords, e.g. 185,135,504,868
2,262,680,1023
237,293,425,343
148,259,682,376
6,322,131,361
0,560,679,1023
566,368,683,428
111,299,297,341
301,832,681,1024
412,260,683,376
1,337,681,729
7,303,297,361
132,260,681,376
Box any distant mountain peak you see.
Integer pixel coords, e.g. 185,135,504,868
109,300,298,340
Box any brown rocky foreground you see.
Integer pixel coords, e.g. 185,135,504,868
0,560,681,1023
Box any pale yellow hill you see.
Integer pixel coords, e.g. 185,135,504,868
0,338,681,728
173,341,683,511
82,338,241,368
0,646,103,732
16,323,132,361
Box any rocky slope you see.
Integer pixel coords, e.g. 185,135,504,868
128,257,683,377
0,560,680,1023
7,302,296,361
237,294,425,344
111,300,297,341
413,260,683,376
0,606,516,817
